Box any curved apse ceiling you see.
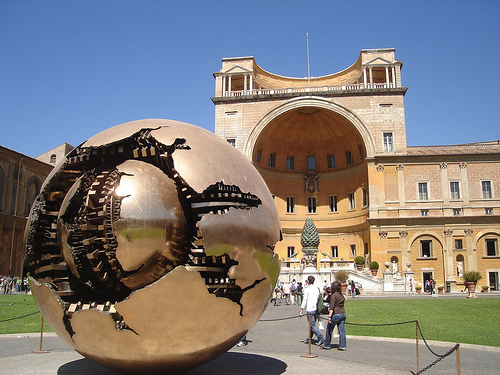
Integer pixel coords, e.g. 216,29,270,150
254,107,365,172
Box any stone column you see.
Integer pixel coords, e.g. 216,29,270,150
465,229,476,270
404,262,414,294
383,261,394,292
441,163,449,206
444,229,454,283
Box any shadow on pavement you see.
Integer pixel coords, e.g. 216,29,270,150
58,352,287,375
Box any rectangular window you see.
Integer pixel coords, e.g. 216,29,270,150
486,239,498,256
421,209,429,216
482,180,492,199
450,181,460,199
268,153,275,167
307,156,316,170
328,195,338,212
256,149,261,163
286,156,294,170
454,239,463,249
486,208,494,215
453,209,462,216
226,138,236,147
346,151,353,165
307,196,317,213
327,154,336,168
383,133,394,152
363,189,368,207
287,246,296,258
418,182,428,200
420,240,432,257
286,196,295,213
359,147,365,160
348,192,355,210
350,244,356,257
331,246,338,258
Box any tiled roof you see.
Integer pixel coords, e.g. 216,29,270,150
407,140,500,155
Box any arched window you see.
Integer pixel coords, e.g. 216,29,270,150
0,166,4,212
50,154,57,164
24,176,41,216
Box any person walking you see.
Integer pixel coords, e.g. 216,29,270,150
296,282,303,305
299,276,325,346
320,281,346,351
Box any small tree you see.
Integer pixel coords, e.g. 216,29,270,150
334,270,349,283
369,261,379,270
354,256,365,265
463,271,483,283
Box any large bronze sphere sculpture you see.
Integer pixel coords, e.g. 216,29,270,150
24,119,281,374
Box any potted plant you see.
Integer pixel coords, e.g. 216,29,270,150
354,256,365,271
462,271,482,298
334,270,349,293
369,261,379,276
415,286,422,294
481,285,489,293
437,285,444,294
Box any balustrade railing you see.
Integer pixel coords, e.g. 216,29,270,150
223,82,396,97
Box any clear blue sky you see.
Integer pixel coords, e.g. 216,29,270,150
1,1,499,158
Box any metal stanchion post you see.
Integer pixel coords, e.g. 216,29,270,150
416,321,419,373
33,315,50,354
300,313,317,358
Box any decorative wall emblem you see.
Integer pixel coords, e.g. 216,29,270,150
399,231,408,238
379,231,388,238
376,165,384,172
459,162,467,169
396,164,404,171
444,229,453,236
440,163,448,169
464,229,473,236
302,171,321,193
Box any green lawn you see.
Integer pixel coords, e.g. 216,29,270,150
345,298,500,347
1,294,499,347
0,294,49,334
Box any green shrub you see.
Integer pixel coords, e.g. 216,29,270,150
354,256,365,265
334,270,349,283
463,271,483,283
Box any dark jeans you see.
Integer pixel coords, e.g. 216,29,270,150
323,313,346,349
306,312,324,342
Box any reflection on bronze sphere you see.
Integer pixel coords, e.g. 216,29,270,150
25,119,281,374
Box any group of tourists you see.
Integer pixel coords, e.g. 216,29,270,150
299,275,347,351
0,275,30,294
272,279,303,306
425,278,437,294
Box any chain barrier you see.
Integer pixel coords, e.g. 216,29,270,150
258,315,301,322
2,309,460,374
410,343,460,375
0,310,40,323
259,314,460,374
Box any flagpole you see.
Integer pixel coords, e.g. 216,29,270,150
306,33,310,87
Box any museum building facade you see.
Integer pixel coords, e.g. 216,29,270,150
212,48,500,292
0,146,53,277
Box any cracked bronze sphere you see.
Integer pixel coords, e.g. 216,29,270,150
24,119,281,374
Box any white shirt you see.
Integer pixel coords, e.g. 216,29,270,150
301,284,321,312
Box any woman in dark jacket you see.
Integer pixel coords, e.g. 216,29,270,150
320,281,346,350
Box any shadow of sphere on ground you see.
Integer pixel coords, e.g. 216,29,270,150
58,353,287,375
